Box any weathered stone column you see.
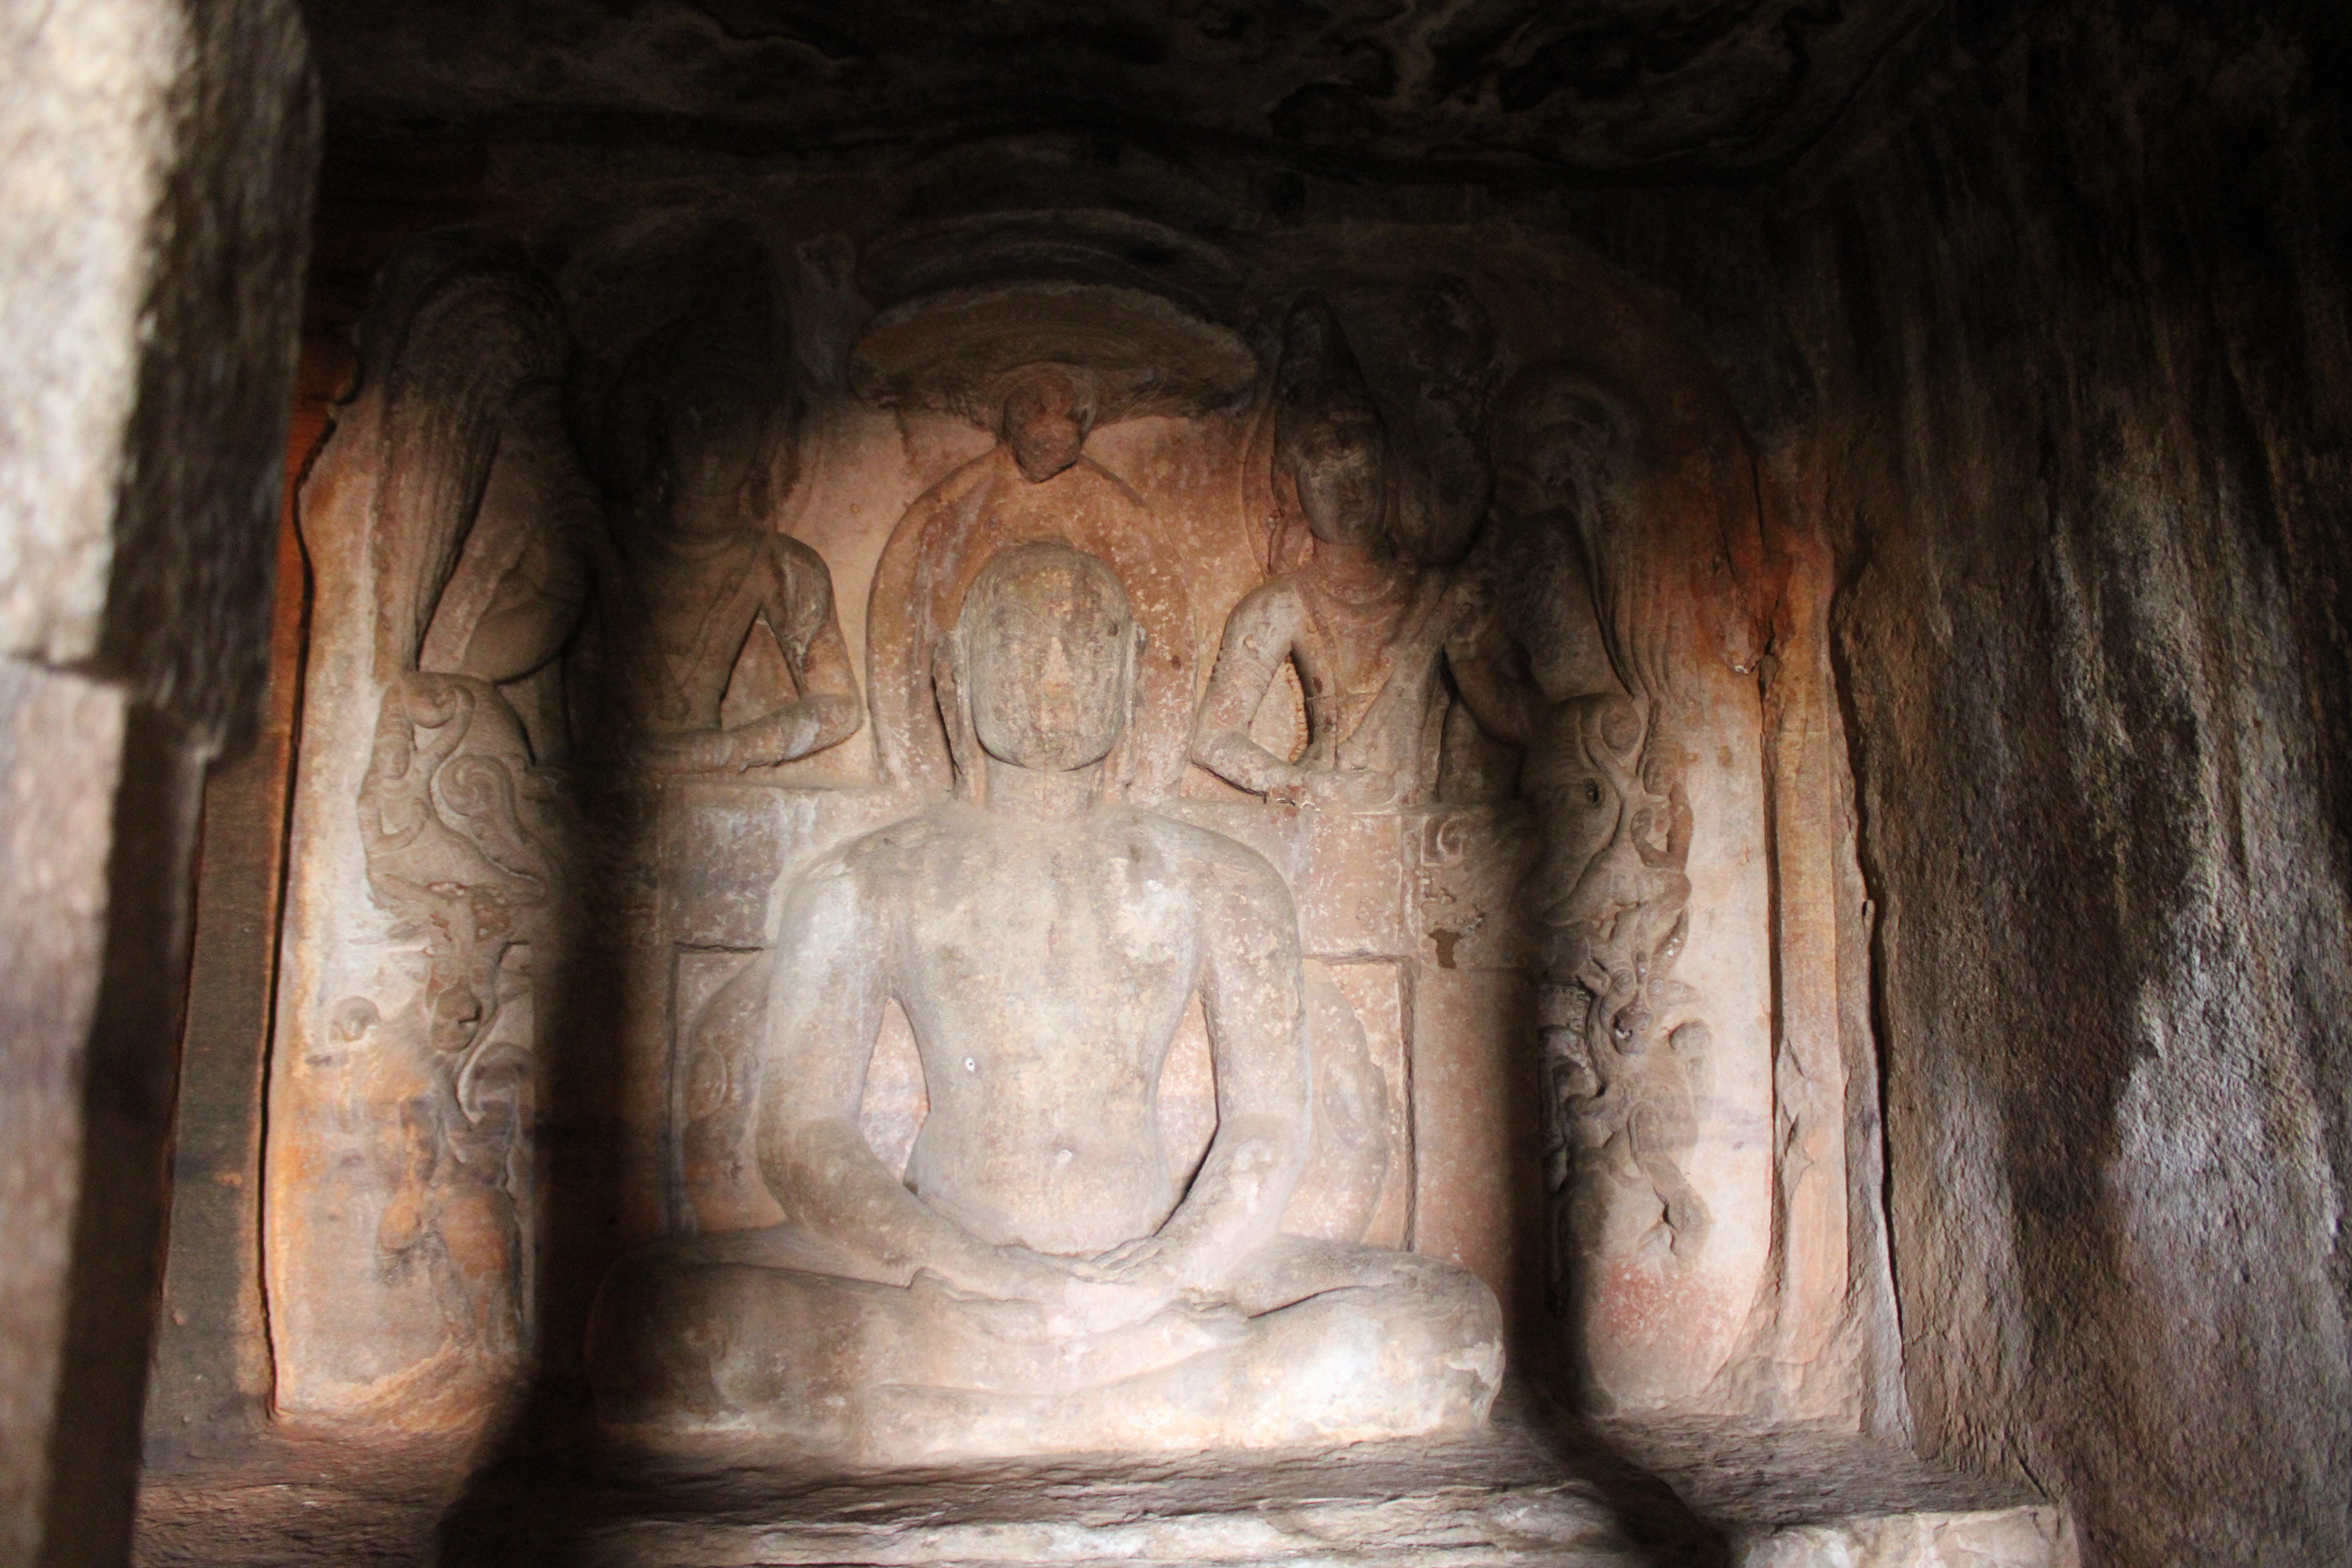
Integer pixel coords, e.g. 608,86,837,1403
0,2,315,1562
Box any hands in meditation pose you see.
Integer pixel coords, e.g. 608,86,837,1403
588,541,1502,1463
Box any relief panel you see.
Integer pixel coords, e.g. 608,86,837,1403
263,199,1891,1441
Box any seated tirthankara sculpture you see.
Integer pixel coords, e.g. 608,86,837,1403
588,542,1501,1462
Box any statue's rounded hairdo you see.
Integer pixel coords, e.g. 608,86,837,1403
957,538,1135,636
941,540,1145,804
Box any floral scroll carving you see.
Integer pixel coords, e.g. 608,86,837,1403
352,673,568,1360
1527,691,1711,1274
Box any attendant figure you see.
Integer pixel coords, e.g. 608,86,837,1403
1191,296,1523,811
604,360,862,773
455,352,863,775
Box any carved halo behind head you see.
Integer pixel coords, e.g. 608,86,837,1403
849,280,1256,459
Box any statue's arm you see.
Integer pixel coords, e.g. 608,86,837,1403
700,541,867,771
1190,587,1308,800
449,412,598,682
1107,846,1311,1295
755,854,1055,1299
637,540,865,773
766,537,864,753
456,533,591,682
1445,605,1541,747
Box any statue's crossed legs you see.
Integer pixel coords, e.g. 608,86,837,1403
591,1227,1500,1463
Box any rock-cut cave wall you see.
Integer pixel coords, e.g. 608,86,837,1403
1766,3,2352,1562
120,0,2352,1561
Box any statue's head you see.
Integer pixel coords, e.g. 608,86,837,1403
996,365,1098,484
952,541,1142,775
1287,402,1388,549
642,356,795,543
1490,365,1633,521
665,378,768,499
1272,294,1393,555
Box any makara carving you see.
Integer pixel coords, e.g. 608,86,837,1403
1481,362,1774,1408
355,672,561,1369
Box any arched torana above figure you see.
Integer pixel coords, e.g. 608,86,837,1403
857,278,1254,799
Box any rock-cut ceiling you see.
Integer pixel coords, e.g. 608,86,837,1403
302,0,1943,176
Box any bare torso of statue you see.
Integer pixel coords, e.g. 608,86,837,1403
611,527,860,772
588,542,1502,1465
887,808,1212,1256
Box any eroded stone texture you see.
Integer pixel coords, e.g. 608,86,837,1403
269,240,578,1425
589,542,1503,1461
1192,294,1490,813
0,665,129,1563
1740,1508,2076,1568
1757,3,2352,1561
128,1396,2083,1568
147,513,310,1458
267,230,870,1426
129,0,2352,1557
1470,359,1779,1412
296,0,1941,177
858,278,1243,800
0,0,316,744
0,1,314,1560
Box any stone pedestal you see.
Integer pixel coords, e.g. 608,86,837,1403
132,1401,2077,1568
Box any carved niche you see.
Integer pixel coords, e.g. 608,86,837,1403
265,195,1893,1437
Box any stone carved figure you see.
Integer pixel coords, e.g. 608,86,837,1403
600,349,864,773
320,241,596,1406
856,281,1256,799
672,952,783,1236
1522,694,1708,1269
1192,296,1513,811
353,721,545,1355
1288,975,1394,1243
455,325,864,776
663,849,1404,1251
1479,366,1753,1397
588,543,1500,1461
359,675,563,1067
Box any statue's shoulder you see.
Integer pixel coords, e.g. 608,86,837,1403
1122,807,1295,909
799,804,960,889
1225,573,1307,629
759,530,837,595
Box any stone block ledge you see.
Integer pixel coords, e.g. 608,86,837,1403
135,1399,2073,1568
